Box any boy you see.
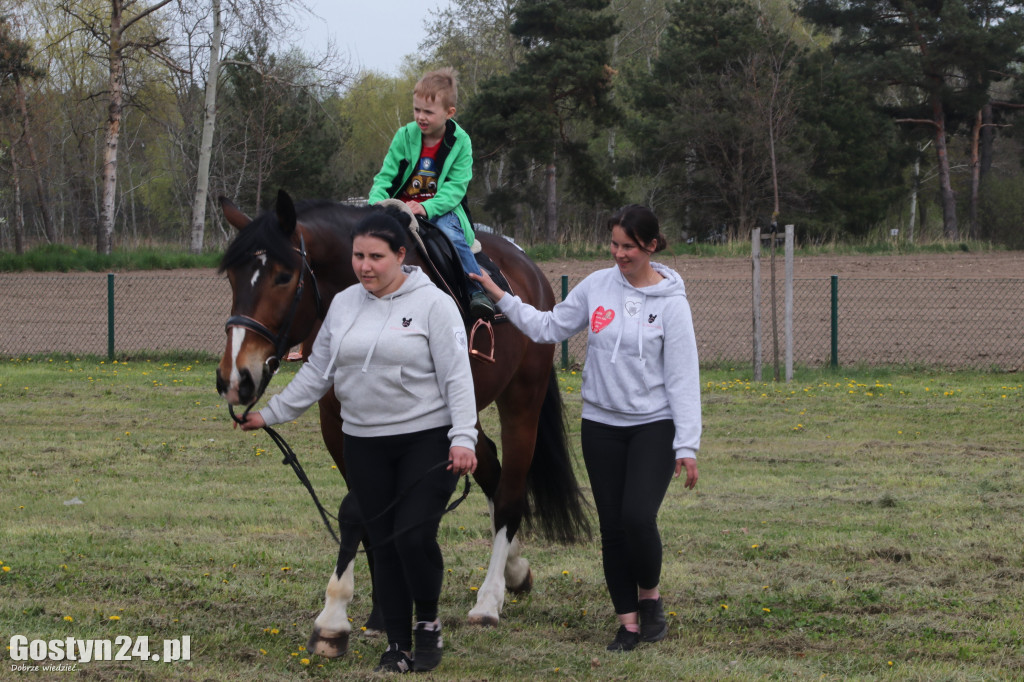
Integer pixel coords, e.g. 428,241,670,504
368,67,494,319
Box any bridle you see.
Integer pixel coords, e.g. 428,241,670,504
223,228,470,547
224,230,325,386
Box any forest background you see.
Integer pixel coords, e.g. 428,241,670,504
2,0,1024,258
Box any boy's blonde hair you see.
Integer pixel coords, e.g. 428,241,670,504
414,68,459,110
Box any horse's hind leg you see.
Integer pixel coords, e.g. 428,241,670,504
468,409,538,626
308,493,362,657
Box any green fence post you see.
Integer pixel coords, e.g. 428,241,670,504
107,273,115,362
561,275,569,370
830,274,838,369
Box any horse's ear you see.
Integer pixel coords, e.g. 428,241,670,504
275,190,297,236
219,196,251,230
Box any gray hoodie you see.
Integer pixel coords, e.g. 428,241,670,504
497,263,701,459
260,266,478,450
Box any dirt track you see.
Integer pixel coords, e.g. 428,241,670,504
1,252,1022,368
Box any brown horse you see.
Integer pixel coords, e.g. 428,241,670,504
216,190,589,657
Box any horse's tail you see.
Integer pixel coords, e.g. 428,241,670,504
524,369,592,545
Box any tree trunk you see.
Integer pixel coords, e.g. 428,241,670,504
189,0,222,254
11,142,25,255
14,75,55,243
969,108,982,240
544,161,557,242
907,153,920,245
98,3,125,255
931,95,958,240
980,103,994,176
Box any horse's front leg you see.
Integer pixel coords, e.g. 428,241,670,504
308,493,360,657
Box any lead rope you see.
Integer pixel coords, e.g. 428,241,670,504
229,405,471,550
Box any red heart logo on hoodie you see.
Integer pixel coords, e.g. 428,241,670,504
591,306,614,333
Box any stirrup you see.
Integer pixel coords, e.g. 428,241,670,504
469,318,495,363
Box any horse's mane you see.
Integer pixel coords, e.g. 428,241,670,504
218,200,372,274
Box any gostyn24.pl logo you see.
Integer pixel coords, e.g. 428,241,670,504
8,635,191,669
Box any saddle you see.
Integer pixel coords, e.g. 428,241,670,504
412,218,511,318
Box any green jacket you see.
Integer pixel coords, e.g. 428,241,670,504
369,118,475,245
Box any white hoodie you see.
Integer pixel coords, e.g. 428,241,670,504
497,263,701,459
260,266,478,450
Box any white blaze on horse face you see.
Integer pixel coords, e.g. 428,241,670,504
228,326,247,394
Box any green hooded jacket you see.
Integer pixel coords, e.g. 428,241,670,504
368,118,475,245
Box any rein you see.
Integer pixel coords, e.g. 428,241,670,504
230,404,471,549
225,228,471,547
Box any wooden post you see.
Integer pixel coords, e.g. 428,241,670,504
785,225,794,382
752,228,762,381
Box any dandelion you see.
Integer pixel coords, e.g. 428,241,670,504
300,658,310,665
2,566,9,573
108,615,120,621
762,608,771,613
751,544,759,549
562,570,570,576
720,604,728,610
270,628,280,635
281,566,290,572
64,616,73,622
470,586,479,592
259,649,267,655
888,661,894,667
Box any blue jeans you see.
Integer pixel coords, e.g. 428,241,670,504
434,212,482,279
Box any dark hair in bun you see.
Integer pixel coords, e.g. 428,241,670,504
353,206,410,254
607,204,667,254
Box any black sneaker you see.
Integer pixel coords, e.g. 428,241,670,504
606,625,639,652
374,643,412,673
469,290,495,320
638,597,668,642
412,620,443,672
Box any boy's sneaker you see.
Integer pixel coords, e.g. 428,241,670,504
412,619,443,672
373,643,412,673
638,597,668,642
469,291,495,320
606,625,639,652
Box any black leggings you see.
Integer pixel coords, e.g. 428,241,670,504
580,419,676,615
343,426,458,649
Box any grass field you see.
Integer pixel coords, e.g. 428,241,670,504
2,357,1023,680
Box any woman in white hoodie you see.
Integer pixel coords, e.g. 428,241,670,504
472,205,701,652
239,207,477,673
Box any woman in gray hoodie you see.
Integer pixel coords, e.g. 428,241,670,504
472,205,701,652
239,207,477,673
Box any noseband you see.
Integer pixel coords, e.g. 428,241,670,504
225,231,325,376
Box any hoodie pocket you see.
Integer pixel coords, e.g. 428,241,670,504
582,346,651,413
333,365,429,423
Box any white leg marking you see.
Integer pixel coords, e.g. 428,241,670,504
503,534,530,589
314,561,354,634
468,524,511,625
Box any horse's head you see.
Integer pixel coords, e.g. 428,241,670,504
216,190,320,407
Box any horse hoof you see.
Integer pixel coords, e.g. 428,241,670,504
307,628,349,658
508,568,533,595
467,612,500,627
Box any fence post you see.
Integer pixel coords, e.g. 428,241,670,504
561,275,569,370
830,274,838,369
752,228,762,381
107,273,115,362
785,225,794,382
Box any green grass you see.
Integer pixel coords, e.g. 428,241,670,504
0,244,222,272
2,358,1023,679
